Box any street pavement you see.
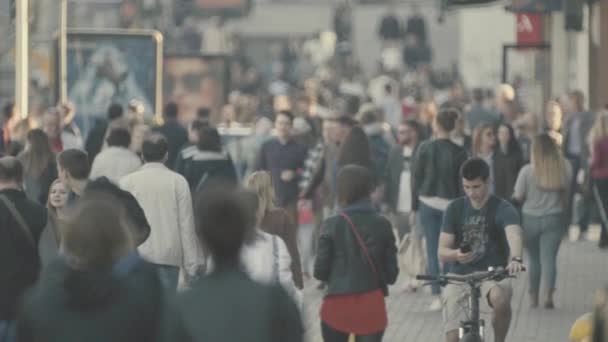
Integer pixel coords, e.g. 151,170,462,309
302,226,608,342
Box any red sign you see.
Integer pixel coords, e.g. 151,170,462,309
516,13,543,45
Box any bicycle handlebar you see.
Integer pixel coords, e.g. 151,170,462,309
416,267,524,285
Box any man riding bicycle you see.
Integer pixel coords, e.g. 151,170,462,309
439,158,525,342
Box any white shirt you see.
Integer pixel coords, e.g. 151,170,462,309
120,163,204,275
397,146,414,213
206,229,302,307
383,96,402,128
61,131,83,150
90,146,142,183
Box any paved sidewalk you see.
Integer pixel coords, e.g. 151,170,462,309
302,230,608,342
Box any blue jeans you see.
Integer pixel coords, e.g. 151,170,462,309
522,213,566,296
419,202,444,295
157,265,180,292
0,321,15,342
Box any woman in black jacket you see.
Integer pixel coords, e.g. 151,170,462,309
18,129,57,204
315,165,398,342
494,123,525,201
16,193,166,342
412,108,468,310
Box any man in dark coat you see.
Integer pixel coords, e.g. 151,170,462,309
85,103,125,164
154,102,188,169
0,157,47,339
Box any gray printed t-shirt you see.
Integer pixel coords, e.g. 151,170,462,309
513,164,571,217
442,196,520,275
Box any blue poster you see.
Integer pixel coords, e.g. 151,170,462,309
64,31,161,131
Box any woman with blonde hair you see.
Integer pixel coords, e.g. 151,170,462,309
513,133,572,309
38,179,71,266
245,171,303,289
588,111,608,248
418,99,438,141
545,100,564,146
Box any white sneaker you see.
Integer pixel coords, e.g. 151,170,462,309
427,297,442,312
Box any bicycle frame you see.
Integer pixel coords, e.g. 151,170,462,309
459,282,484,342
416,268,514,342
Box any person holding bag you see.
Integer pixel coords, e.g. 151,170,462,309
315,165,399,342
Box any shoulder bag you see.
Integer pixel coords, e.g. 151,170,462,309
0,194,35,248
339,212,381,286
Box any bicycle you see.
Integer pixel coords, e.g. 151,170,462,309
416,267,522,342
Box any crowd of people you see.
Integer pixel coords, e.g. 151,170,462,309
1,11,608,339
1,77,607,341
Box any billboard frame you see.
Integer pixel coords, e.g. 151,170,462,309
56,28,164,121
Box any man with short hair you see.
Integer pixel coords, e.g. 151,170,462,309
439,158,524,342
155,102,188,169
563,90,596,237
0,157,47,340
120,134,203,291
257,111,308,219
57,149,91,199
90,128,142,183
58,148,151,247
85,103,125,163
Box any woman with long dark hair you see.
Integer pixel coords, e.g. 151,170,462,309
494,123,525,201
513,133,571,309
472,122,497,193
412,107,468,310
18,129,57,204
337,126,373,173
315,165,398,341
16,194,166,341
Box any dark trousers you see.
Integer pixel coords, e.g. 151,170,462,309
568,156,591,232
321,322,384,342
592,179,608,245
0,321,15,342
285,202,299,226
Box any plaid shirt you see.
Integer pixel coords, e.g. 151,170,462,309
299,141,325,198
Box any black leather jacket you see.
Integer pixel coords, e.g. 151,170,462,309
314,201,399,296
412,138,468,210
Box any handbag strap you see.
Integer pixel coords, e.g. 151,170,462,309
0,194,35,248
272,235,279,284
339,212,380,283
